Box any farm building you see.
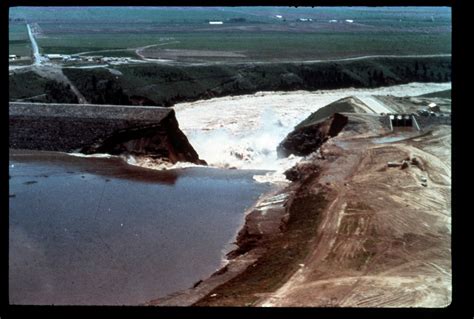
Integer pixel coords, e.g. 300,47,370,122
46,54,63,60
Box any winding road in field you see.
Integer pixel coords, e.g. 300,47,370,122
161,53,451,67
301,53,451,64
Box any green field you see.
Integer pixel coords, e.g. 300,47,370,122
9,23,31,57
9,7,270,24
9,6,451,26
34,31,451,61
9,7,451,61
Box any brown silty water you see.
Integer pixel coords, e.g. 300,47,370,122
9,150,271,305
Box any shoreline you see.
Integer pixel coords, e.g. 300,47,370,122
145,182,299,306
147,109,451,306
61,149,291,304
144,147,329,306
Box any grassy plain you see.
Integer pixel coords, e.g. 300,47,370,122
9,23,31,57
33,30,451,61
9,7,451,60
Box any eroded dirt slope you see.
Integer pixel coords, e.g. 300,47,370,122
148,93,451,308
259,123,451,307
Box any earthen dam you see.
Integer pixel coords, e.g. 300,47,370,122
9,102,204,164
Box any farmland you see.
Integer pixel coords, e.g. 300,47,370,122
9,7,451,61
9,22,32,58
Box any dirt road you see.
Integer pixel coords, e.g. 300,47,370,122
26,24,42,66
31,66,89,104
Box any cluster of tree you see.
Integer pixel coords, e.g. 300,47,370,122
296,59,451,89
88,75,130,105
390,62,449,82
44,81,78,104
298,64,366,89
134,67,192,83
61,69,131,105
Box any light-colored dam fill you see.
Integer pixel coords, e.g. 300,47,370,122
173,82,451,182
9,150,271,305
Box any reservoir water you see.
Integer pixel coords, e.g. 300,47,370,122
9,150,271,305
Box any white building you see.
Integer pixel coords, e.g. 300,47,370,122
46,54,62,60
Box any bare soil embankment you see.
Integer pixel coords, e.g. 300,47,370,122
150,94,451,307
260,120,451,307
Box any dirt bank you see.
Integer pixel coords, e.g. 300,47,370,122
148,93,451,307
258,124,451,307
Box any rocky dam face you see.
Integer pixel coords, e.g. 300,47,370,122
9,102,205,165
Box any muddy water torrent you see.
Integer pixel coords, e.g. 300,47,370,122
9,150,271,305
174,82,451,173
